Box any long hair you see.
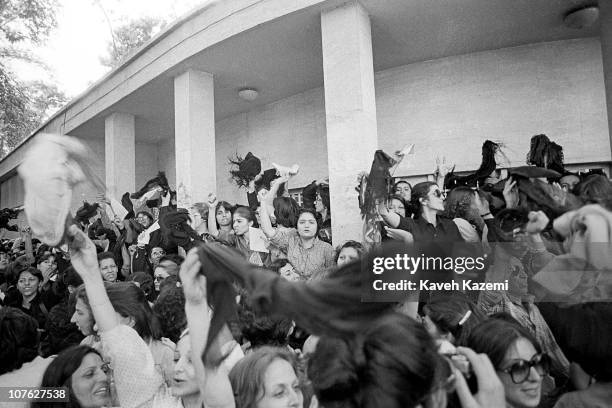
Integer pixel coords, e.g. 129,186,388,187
422,294,487,345
465,317,542,369
229,346,299,408
0,307,39,375
273,197,300,228
32,345,103,408
309,313,443,408
410,181,438,217
76,282,162,341
442,187,483,233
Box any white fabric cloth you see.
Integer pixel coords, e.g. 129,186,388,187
101,325,180,408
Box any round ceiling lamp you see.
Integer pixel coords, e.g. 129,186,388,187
238,88,259,101
564,5,599,29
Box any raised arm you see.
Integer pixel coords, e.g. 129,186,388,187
207,194,220,237
259,176,288,238
377,201,401,228
180,248,235,408
67,225,119,332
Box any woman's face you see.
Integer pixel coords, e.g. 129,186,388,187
17,271,40,298
216,206,232,227
279,263,300,282
71,353,110,408
497,338,543,408
71,297,94,336
233,214,252,236
172,335,199,398
99,258,118,282
314,195,325,213
149,247,166,266
137,214,153,228
337,247,360,267
395,182,412,202
256,358,303,408
423,186,445,212
37,255,57,274
297,213,317,239
388,198,406,217
153,267,170,292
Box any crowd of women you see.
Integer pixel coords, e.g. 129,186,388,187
1,134,612,408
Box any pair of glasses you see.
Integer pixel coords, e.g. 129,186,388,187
500,353,550,384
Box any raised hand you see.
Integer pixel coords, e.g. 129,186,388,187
454,347,505,408
67,225,101,281
502,177,519,209
179,248,207,305
525,211,549,235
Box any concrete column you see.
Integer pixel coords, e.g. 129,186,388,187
105,112,136,199
174,70,216,209
600,1,612,157
321,1,378,245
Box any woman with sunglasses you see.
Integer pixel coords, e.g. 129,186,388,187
466,317,551,408
378,182,464,244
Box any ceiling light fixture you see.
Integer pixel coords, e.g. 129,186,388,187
564,5,599,29
238,88,259,101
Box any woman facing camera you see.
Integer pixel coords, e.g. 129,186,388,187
32,345,110,408
466,317,550,408
229,346,303,408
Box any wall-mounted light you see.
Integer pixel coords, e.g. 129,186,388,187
238,88,259,101
564,5,599,29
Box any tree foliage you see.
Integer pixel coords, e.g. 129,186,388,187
100,16,165,68
0,0,65,158
0,0,58,44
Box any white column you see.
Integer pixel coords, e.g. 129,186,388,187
174,70,216,209
321,1,378,245
600,1,612,158
105,112,136,198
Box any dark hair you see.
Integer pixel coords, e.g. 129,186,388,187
130,272,156,303
158,254,183,268
318,185,331,212
267,258,291,274
78,282,161,341
308,313,442,408
574,174,612,210
388,194,408,217
422,294,487,345
465,318,542,369
63,266,83,289
33,345,103,408
442,187,483,232
229,346,299,408
15,267,43,286
96,251,115,263
136,211,154,223
158,274,181,293
273,197,300,228
153,282,186,344
233,206,255,223
237,293,293,348
393,180,412,191
0,307,39,375
495,208,529,238
35,251,55,267
335,240,364,263
410,181,439,216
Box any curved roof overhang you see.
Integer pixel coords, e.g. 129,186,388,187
0,0,599,175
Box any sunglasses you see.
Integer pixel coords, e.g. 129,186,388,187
500,353,550,384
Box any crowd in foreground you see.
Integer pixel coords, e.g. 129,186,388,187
0,134,612,408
